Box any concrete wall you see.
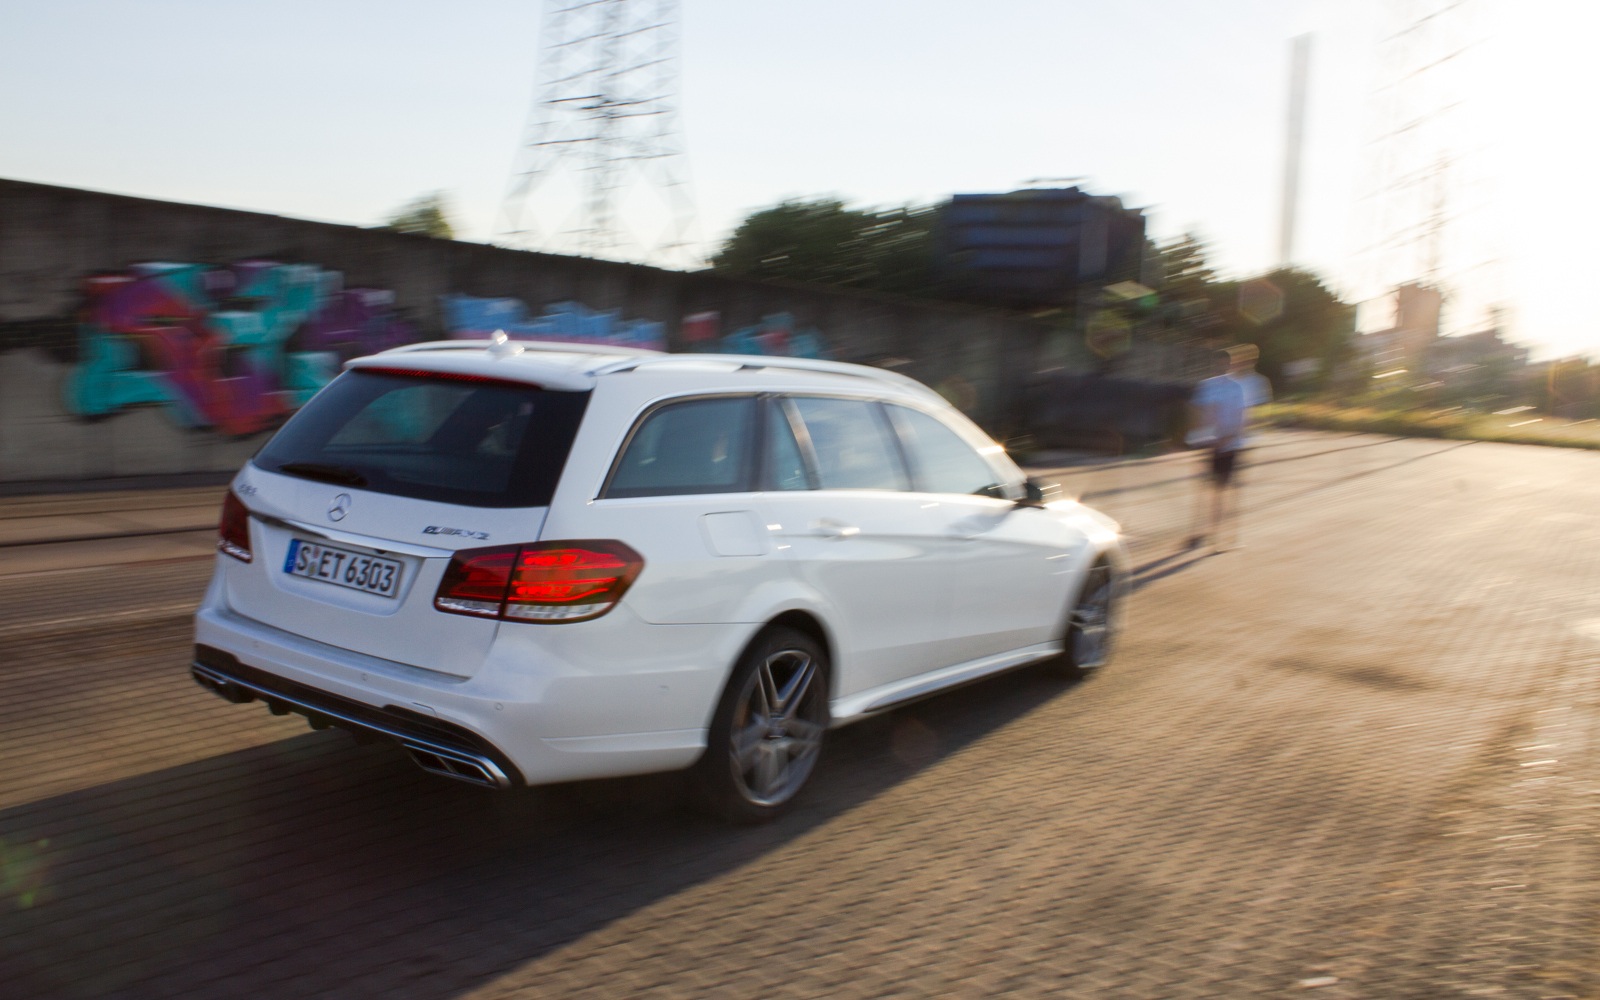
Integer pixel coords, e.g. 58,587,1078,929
0,179,1049,487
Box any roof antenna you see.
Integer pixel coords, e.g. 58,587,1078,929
488,330,523,359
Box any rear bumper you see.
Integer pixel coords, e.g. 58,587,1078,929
192,645,518,788
192,594,739,788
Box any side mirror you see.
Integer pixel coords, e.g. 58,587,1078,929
1017,479,1053,508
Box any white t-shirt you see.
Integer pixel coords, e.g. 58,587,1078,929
1234,371,1271,410
1190,371,1271,451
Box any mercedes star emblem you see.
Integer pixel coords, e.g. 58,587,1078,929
328,493,352,522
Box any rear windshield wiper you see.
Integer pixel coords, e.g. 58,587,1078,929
277,462,369,487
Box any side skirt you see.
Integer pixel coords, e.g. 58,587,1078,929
829,642,1062,725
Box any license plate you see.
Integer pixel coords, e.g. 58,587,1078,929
284,538,403,598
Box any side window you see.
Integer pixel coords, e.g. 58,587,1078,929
888,405,1006,497
790,396,909,491
604,396,754,498
764,399,812,491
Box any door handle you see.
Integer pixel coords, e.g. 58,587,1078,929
810,519,860,539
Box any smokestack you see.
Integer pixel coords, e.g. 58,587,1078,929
1278,34,1312,267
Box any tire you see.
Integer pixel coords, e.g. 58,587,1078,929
1052,559,1119,679
692,626,829,824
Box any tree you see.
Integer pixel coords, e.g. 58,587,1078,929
710,198,938,297
1543,357,1600,419
1210,268,1356,393
712,200,1358,395
384,192,455,239
1153,232,1216,304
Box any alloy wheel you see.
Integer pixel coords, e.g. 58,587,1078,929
728,647,826,807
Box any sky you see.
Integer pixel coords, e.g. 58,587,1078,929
1,0,1593,362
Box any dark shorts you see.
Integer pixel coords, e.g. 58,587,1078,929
1209,446,1241,484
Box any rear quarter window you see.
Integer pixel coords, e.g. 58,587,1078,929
602,396,757,498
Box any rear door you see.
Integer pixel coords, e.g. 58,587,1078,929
760,395,951,698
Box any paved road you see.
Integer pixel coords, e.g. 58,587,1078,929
1,432,1596,998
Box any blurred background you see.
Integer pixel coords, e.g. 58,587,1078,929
4,7,1599,997
1,0,1596,488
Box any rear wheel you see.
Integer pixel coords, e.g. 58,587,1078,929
692,627,829,823
1052,560,1119,679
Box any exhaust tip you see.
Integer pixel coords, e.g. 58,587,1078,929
191,655,517,790
403,745,505,789
192,666,254,704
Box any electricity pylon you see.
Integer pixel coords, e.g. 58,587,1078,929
1359,0,1489,333
499,0,697,267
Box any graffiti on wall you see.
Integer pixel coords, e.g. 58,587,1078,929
66,261,415,435
65,268,832,435
442,295,666,352
679,310,830,359
444,297,829,359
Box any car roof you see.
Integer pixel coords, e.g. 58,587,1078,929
349,337,947,405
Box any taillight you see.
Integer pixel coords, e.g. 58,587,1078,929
434,541,642,623
219,491,253,562
434,546,517,618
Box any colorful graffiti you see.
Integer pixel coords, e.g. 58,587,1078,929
66,269,831,435
66,261,415,435
443,297,828,359
442,295,665,352
677,310,830,359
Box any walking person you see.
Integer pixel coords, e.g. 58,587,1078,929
1188,344,1271,551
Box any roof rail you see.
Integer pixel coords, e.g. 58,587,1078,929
589,353,936,395
384,339,662,358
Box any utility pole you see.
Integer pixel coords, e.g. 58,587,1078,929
499,0,697,266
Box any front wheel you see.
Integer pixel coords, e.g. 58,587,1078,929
692,627,830,823
1052,560,1120,679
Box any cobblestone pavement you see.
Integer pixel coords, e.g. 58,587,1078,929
1,432,1596,999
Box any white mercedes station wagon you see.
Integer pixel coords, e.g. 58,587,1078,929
192,337,1125,821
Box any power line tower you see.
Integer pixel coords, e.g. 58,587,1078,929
1359,0,1491,338
498,0,697,267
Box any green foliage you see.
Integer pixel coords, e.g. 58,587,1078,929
1542,358,1600,419
1147,238,1357,393
1153,232,1215,304
1268,402,1600,451
384,192,455,239
712,201,1360,394
1209,268,1356,393
710,198,938,297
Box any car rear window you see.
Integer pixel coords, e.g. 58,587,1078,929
253,369,590,508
